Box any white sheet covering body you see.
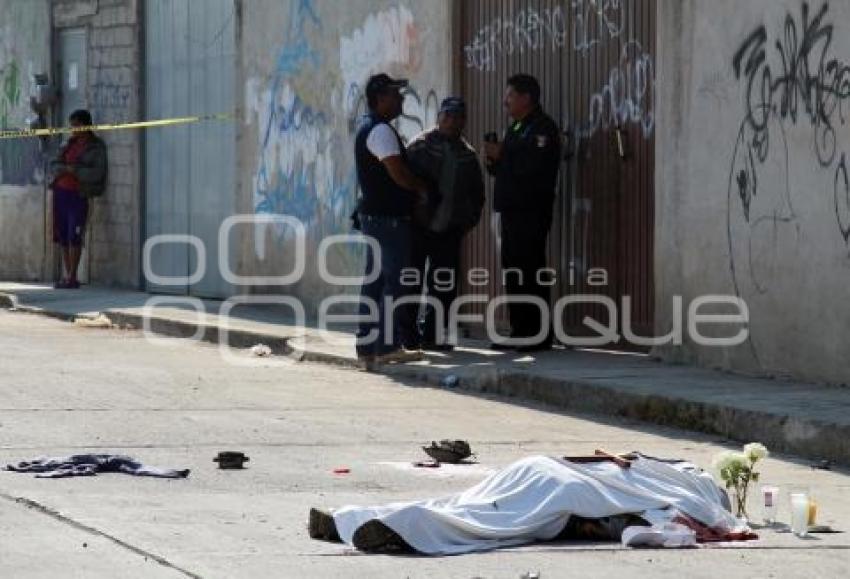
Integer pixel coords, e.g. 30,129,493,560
333,455,740,555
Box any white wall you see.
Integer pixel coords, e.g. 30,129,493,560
237,0,453,313
655,0,850,384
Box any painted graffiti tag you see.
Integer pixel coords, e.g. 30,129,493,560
249,1,439,267
836,154,850,243
578,41,655,139
733,1,850,169
463,6,567,72
730,1,850,246
572,0,625,55
91,70,131,120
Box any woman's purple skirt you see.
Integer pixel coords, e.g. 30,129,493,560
53,186,89,247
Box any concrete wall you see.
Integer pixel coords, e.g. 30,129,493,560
52,0,142,287
0,0,51,281
655,0,850,385
237,0,453,314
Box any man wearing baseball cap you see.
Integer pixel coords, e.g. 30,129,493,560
353,73,430,367
406,97,485,350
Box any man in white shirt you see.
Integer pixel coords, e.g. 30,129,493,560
353,73,430,367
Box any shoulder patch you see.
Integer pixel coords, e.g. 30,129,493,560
536,135,548,148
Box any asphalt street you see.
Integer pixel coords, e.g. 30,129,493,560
1,310,848,578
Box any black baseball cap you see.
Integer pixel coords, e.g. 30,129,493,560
365,73,409,101
439,97,466,116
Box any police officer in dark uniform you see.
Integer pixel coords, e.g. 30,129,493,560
484,74,561,351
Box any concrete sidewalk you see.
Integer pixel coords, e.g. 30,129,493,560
3,281,849,467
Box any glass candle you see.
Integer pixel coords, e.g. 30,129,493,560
790,493,809,537
761,485,779,523
807,496,818,526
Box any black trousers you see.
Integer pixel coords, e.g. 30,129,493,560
499,210,553,344
410,228,463,345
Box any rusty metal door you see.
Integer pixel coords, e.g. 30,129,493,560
459,0,656,345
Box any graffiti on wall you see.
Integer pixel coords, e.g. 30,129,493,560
462,1,654,141
339,6,421,92
0,25,41,186
572,0,625,55
248,1,440,264
463,6,567,73
0,24,22,130
725,1,850,363
727,0,850,291
91,67,132,121
577,40,655,139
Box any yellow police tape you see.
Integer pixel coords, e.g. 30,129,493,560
0,112,234,140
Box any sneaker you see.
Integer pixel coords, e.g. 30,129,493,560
373,348,424,365
308,508,341,542
351,519,412,553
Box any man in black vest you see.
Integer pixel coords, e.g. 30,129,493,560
484,74,562,352
354,73,429,366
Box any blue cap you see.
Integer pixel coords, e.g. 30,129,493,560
439,97,467,116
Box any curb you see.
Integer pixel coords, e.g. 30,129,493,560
2,292,847,466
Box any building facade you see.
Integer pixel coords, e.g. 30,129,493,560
0,0,847,385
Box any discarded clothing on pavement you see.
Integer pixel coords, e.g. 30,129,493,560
329,454,753,555
5,454,190,479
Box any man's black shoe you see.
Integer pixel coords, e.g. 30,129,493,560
352,519,413,553
308,508,341,542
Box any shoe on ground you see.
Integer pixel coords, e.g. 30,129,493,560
351,519,412,553
373,348,424,365
308,507,341,542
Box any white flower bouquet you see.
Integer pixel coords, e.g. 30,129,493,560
712,443,769,519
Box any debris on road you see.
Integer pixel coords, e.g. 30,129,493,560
250,344,272,357
333,468,351,475
413,461,441,468
73,314,114,329
5,454,190,479
214,451,250,469
440,374,459,388
422,440,473,464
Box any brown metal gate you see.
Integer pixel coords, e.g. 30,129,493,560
459,0,656,344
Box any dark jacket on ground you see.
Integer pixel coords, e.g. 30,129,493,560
488,107,561,214
50,133,109,198
407,128,485,233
